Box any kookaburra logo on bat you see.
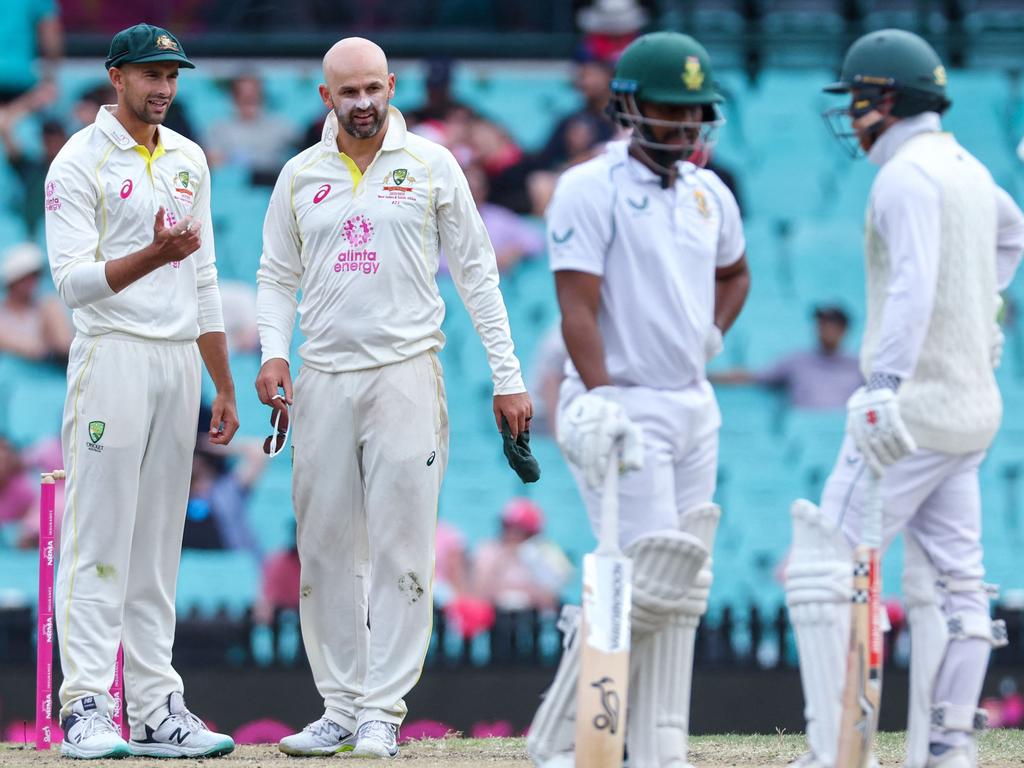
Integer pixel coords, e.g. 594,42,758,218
590,676,621,734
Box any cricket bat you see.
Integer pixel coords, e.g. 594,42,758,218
575,449,632,768
836,471,884,768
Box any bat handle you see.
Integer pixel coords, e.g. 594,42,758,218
863,470,883,550
597,444,620,555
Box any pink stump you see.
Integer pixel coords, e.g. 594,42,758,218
35,471,60,750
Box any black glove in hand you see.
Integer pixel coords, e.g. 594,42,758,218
501,417,541,483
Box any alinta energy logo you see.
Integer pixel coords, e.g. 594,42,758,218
336,214,379,275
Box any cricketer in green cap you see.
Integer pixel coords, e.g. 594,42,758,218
607,31,725,182
105,24,193,145
105,23,195,70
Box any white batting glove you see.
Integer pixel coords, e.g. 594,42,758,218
558,387,644,490
991,295,1005,370
704,325,724,362
846,385,917,475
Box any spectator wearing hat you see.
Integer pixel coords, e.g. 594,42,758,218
712,304,863,409
576,0,650,62
472,498,572,611
0,243,72,365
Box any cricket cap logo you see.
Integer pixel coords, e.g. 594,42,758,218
177,171,190,189
155,35,179,51
88,421,105,444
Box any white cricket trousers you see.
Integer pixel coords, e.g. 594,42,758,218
559,378,720,548
56,333,201,731
292,352,449,731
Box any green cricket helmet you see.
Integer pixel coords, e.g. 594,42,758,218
823,29,950,156
609,31,725,170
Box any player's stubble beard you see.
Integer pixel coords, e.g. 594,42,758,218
126,83,173,126
336,96,389,139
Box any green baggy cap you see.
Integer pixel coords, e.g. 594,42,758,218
105,24,195,70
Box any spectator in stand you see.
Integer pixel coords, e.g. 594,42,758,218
0,243,72,366
473,498,572,612
433,520,471,606
538,51,616,171
469,116,536,214
218,281,261,355
411,58,466,124
182,405,266,562
0,0,61,105
576,0,649,62
711,304,863,409
253,524,301,625
0,84,63,236
71,83,115,128
6,436,62,548
205,74,298,186
528,325,569,437
0,435,35,546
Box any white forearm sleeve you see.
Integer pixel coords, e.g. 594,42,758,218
196,280,224,335
256,281,297,365
60,261,116,309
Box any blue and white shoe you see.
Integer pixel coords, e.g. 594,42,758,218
128,692,234,758
61,695,130,759
279,716,356,756
352,720,399,758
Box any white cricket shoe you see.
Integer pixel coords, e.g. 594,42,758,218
788,751,880,768
279,716,356,756
61,695,130,759
352,720,399,758
927,745,974,768
128,692,234,758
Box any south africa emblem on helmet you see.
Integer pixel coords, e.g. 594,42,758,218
682,56,704,91
933,65,947,86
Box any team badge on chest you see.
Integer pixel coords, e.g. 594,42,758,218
172,169,194,206
379,167,417,203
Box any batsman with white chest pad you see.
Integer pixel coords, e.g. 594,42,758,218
527,32,750,768
44,23,239,759
255,38,531,759
785,29,1024,768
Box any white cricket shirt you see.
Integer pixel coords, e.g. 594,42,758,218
256,107,525,395
45,106,223,340
547,140,745,390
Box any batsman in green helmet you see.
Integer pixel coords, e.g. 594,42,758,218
607,31,725,183
785,29,1024,768
822,27,951,156
527,31,750,768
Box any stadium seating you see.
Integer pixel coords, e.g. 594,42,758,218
4,64,1024,622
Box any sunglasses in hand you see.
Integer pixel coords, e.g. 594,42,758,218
263,394,291,458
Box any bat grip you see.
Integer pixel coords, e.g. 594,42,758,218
597,444,620,555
